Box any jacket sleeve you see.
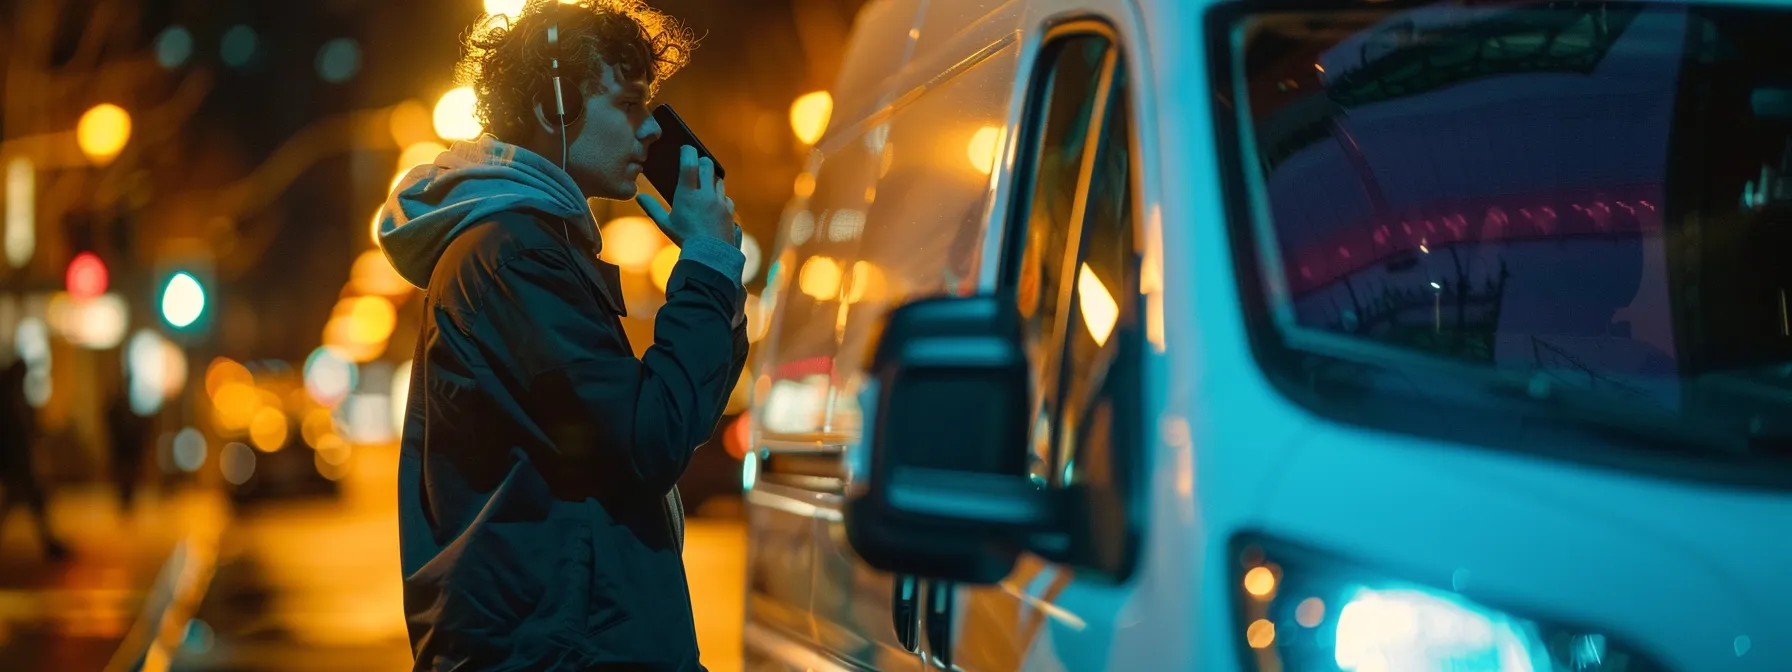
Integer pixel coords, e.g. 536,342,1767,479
471,246,743,495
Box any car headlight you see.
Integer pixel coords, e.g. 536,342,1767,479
1234,538,1667,672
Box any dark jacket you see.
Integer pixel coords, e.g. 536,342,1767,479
386,139,747,671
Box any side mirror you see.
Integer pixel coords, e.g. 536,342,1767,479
843,295,1048,584
1753,86,1792,119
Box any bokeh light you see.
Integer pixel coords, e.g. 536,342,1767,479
484,0,525,19
1077,263,1118,347
155,26,194,69
388,99,436,148
301,407,336,448
745,294,770,343
47,292,128,349
220,25,258,68
66,252,108,299
1244,566,1277,597
213,382,259,434
787,211,815,245
77,104,132,165
304,347,358,407
172,427,207,473
315,38,362,83
599,216,666,270
161,272,206,328
967,125,1001,175
127,330,173,416
650,244,681,293
220,442,257,485
15,317,51,408
315,433,351,467
205,358,254,400
741,234,762,283
789,91,832,145
350,250,411,296
249,407,289,452
1247,619,1275,649
346,296,397,345
390,361,413,436
798,256,842,300
432,87,482,141
842,261,887,305
397,141,447,175
1297,597,1326,628
5,158,34,269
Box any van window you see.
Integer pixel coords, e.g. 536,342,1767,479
1216,2,1792,480
1001,25,1142,577
825,39,1022,437
1059,76,1136,490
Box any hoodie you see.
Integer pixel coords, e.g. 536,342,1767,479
378,134,743,292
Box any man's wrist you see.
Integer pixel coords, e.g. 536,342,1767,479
678,235,746,287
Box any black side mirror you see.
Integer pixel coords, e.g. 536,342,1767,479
843,295,1048,584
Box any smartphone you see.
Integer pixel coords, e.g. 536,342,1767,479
642,104,725,208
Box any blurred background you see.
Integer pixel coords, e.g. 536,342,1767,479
0,0,865,669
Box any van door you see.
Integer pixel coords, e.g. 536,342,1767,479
744,2,1025,670
925,18,1147,672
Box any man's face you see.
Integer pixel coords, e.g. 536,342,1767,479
563,63,662,200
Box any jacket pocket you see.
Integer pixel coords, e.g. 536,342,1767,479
584,506,630,635
436,517,596,641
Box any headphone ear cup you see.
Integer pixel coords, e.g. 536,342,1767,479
560,94,584,125
535,85,584,129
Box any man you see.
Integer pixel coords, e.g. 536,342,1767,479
0,358,68,561
378,2,742,669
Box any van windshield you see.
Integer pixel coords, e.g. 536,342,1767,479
1222,2,1792,471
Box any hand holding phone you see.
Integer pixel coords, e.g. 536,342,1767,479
635,104,738,247
635,145,735,247
641,105,723,209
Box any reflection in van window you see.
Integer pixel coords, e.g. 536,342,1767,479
1009,34,1113,481
1230,3,1792,459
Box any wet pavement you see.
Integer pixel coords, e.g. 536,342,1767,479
0,485,226,671
0,444,748,672
165,442,749,672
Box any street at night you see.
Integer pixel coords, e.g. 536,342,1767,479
7,0,1792,670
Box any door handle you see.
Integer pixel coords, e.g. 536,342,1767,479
925,580,955,669
893,574,920,652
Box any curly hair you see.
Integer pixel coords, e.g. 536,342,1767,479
456,0,697,140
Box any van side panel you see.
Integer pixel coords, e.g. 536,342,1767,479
745,1,1028,670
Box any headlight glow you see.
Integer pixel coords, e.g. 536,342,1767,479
1334,587,1537,672
1234,539,1666,672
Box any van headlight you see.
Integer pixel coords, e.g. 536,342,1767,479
1234,539,1665,672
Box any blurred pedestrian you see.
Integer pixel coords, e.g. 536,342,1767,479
379,1,744,670
0,358,68,561
105,378,149,512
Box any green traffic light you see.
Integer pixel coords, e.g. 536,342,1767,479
161,271,206,328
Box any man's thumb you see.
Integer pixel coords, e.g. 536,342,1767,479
635,193,670,225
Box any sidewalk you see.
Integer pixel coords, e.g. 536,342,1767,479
0,484,227,671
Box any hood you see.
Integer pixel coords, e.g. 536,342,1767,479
377,135,597,288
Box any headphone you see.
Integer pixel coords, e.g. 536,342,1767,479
544,4,583,169
545,5,582,243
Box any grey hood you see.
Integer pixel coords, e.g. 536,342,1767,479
377,135,597,288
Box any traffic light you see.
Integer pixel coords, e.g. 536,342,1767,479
161,271,206,328
153,252,215,342
66,252,109,300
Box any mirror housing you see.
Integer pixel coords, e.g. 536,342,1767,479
843,295,1048,584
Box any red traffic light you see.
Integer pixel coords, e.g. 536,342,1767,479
67,252,108,300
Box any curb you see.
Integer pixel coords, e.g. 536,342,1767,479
103,499,225,672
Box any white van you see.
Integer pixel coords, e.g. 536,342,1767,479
740,0,1792,670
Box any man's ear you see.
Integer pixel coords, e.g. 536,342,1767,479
530,99,560,136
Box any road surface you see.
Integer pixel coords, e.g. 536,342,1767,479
168,442,748,672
